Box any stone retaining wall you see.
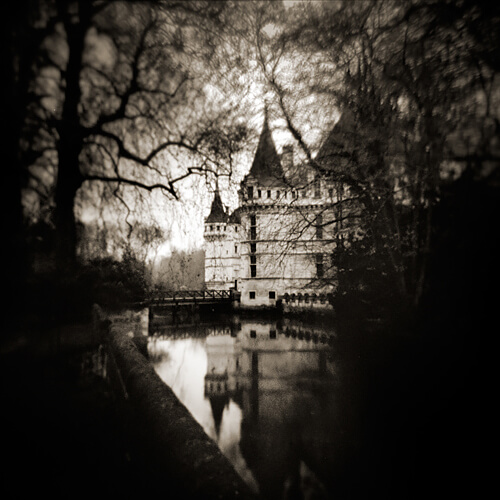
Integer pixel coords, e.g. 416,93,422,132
94,306,257,499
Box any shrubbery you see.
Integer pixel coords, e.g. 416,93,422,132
23,252,151,324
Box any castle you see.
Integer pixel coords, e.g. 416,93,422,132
204,110,348,310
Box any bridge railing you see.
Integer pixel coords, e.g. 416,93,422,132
149,289,234,305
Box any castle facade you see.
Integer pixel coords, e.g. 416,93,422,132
204,111,348,310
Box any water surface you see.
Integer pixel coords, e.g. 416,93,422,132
149,316,339,499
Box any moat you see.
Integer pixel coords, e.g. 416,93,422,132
2,307,486,500
148,314,338,498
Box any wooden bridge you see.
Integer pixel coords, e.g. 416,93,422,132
149,289,239,307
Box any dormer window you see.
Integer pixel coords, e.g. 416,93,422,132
314,177,321,198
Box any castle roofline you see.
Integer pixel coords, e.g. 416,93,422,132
244,108,287,187
228,207,242,224
206,188,228,223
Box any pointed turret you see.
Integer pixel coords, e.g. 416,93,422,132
316,109,357,174
209,394,229,438
206,187,228,223
245,107,286,187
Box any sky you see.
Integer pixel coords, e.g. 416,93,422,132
26,1,339,262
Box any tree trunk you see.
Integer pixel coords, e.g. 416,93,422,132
53,0,90,265
2,0,38,318
54,150,83,265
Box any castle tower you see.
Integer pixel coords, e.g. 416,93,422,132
203,333,243,438
204,187,241,290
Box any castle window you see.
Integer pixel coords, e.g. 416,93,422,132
316,254,324,278
250,255,257,277
316,215,323,239
235,245,238,254
276,191,280,198
250,243,256,253
250,329,256,336
217,226,220,231
267,190,271,198
248,186,254,199
235,226,238,232
269,291,276,299
270,330,276,339
258,189,262,198
249,292,256,300
328,188,333,198
250,214,257,240
210,225,213,231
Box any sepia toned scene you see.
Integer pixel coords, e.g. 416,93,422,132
2,1,498,499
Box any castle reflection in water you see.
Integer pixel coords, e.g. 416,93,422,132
149,317,338,499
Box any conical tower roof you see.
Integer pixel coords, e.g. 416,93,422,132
245,108,286,187
206,188,228,223
316,109,357,174
210,394,229,438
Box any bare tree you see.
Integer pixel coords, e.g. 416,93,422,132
243,0,500,310
21,0,249,267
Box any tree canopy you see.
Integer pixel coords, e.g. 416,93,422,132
5,0,499,318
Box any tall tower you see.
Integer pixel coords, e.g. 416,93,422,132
204,188,241,290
